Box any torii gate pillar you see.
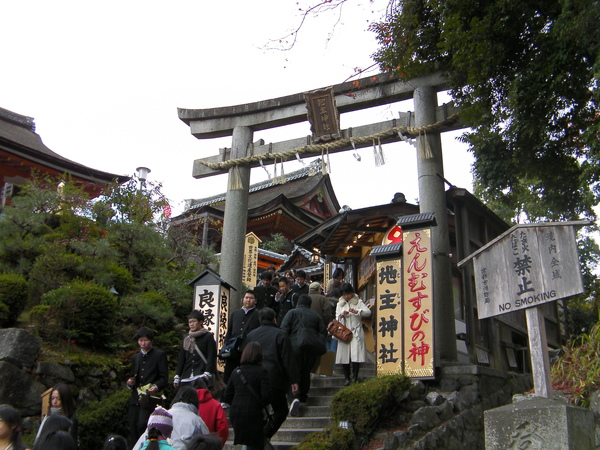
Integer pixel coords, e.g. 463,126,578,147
220,126,253,310
414,86,458,363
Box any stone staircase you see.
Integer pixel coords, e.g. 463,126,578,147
225,364,376,449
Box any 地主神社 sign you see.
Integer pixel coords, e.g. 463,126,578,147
471,223,584,319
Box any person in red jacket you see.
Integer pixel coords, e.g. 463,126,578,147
193,379,229,447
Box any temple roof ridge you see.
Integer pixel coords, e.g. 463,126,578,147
185,159,322,210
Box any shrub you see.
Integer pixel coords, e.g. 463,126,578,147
0,272,28,326
41,280,119,349
78,388,130,450
294,425,356,450
120,291,174,333
552,322,600,407
330,375,411,437
29,304,51,337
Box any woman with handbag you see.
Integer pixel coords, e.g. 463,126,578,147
335,283,371,386
222,342,272,450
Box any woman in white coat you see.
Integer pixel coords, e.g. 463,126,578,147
335,283,371,385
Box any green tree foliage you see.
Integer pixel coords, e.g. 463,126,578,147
0,273,28,326
372,0,599,224
41,280,119,349
260,232,289,253
0,175,209,339
371,0,600,329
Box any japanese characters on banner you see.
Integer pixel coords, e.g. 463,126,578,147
194,284,230,371
402,229,434,379
242,232,261,286
376,259,403,376
473,225,584,319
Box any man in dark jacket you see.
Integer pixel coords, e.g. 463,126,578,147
223,290,261,382
281,295,326,417
126,327,169,446
290,269,309,296
245,307,299,438
254,271,279,310
275,277,297,326
173,310,217,388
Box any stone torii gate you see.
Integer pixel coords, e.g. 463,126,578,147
178,72,464,363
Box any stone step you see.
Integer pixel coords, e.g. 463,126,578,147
298,405,331,417
228,427,323,443
308,385,343,396
280,416,332,428
224,441,294,450
306,395,336,406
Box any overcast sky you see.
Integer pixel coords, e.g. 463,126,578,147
1,1,473,216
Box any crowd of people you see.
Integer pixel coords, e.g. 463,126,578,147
1,268,372,450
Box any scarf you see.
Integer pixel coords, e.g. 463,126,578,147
183,328,209,353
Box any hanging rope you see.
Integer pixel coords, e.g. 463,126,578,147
199,112,459,170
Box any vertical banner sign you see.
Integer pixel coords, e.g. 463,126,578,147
242,232,261,287
402,229,435,379
194,284,230,371
376,259,403,376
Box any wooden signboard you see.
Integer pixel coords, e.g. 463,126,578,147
460,221,589,398
472,224,584,319
304,87,342,143
242,232,261,287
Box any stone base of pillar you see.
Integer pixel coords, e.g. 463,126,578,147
484,396,594,449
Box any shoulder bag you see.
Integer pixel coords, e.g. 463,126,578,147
327,315,353,343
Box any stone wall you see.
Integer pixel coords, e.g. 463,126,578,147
383,365,533,450
0,328,124,423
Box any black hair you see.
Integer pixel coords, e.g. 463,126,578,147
185,433,223,450
51,383,77,418
243,289,257,299
0,405,25,449
36,414,73,443
146,428,161,450
134,327,155,341
278,277,290,286
192,377,208,390
103,434,128,450
259,307,276,323
240,341,263,365
188,310,205,322
332,268,345,279
295,269,306,279
297,294,312,308
340,283,355,295
32,430,77,450
260,271,273,281
170,385,199,409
